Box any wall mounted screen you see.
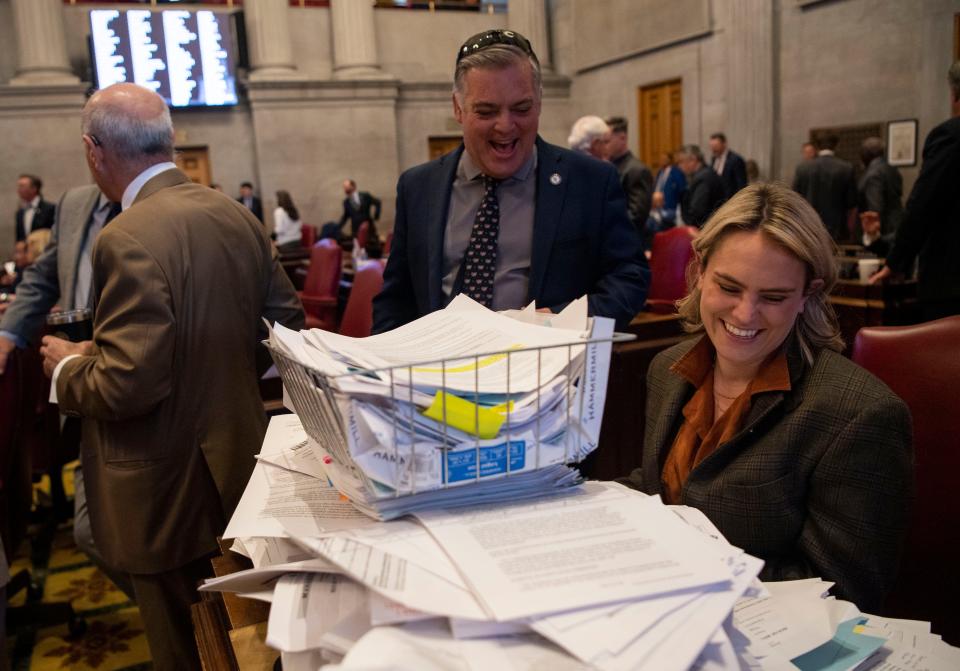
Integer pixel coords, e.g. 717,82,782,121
89,8,239,108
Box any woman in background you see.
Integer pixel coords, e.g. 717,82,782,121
620,183,912,612
273,190,303,253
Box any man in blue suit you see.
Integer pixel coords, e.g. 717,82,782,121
373,30,649,333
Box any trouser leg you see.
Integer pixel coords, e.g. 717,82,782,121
128,554,214,671
72,464,136,600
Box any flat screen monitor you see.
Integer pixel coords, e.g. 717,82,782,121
89,8,240,108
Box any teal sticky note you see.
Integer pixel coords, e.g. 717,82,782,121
792,617,887,671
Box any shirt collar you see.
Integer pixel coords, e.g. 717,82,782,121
121,161,178,211
671,335,792,394
817,149,835,157
459,146,537,184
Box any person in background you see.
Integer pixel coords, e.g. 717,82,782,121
745,159,760,184
605,116,654,237
39,83,303,670
339,179,382,239
373,29,648,332
0,241,28,295
14,173,56,243
792,132,857,242
857,136,903,238
708,132,748,202
619,182,911,612
273,190,303,253
647,150,687,233
676,144,724,228
801,142,817,162
237,181,263,223
0,183,134,597
870,60,960,320
568,115,612,161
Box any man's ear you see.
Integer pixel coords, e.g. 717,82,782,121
452,92,464,125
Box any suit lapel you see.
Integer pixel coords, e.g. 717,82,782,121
528,138,568,303
427,146,463,310
63,188,104,310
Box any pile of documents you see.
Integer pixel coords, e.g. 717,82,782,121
265,295,616,519
203,416,960,670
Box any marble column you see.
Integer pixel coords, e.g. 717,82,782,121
244,0,302,80
508,0,552,72
330,0,383,80
9,0,79,85
726,0,774,178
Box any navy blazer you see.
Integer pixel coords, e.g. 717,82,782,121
373,138,650,332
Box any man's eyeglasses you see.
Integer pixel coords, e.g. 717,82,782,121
456,30,536,64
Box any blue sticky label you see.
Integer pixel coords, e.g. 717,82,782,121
445,441,526,483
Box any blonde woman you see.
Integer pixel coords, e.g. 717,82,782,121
620,183,912,611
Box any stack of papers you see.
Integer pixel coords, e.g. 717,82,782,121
266,295,617,519
206,416,960,670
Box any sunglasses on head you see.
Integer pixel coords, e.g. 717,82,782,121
456,30,536,64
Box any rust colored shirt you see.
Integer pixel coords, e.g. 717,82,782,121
660,336,791,505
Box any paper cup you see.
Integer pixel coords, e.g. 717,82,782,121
858,259,880,282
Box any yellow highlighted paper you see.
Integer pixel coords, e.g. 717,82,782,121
422,391,506,439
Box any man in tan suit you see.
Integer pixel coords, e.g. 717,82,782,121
40,83,304,669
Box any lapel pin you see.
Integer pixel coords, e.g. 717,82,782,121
549,173,562,186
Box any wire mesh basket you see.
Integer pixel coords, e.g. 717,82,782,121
266,326,634,506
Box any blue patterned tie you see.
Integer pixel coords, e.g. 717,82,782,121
461,175,501,308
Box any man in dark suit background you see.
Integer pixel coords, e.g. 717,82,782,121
792,132,857,242
857,136,903,237
14,174,56,243
676,144,725,229
708,132,747,202
373,30,649,333
339,179,381,238
237,181,263,223
605,116,654,237
871,61,960,320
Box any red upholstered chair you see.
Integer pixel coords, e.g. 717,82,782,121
852,316,960,644
298,239,342,331
300,223,317,248
339,260,385,338
644,226,697,314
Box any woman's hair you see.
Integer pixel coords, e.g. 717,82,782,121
676,182,843,365
276,190,299,222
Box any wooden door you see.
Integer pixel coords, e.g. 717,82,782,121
428,136,463,161
175,146,212,186
638,80,682,171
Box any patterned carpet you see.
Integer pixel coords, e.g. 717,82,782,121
5,466,153,670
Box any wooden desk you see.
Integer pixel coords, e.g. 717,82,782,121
829,279,920,355
192,539,276,671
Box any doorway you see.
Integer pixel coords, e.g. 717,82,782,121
175,146,212,186
638,79,682,171
428,136,463,161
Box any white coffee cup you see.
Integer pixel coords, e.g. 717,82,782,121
858,258,880,282
3,261,14,276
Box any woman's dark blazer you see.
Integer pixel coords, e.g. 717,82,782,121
620,335,913,612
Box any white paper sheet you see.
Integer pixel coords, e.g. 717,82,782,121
414,482,731,621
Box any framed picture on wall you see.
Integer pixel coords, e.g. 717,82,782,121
887,119,918,167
